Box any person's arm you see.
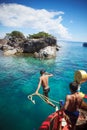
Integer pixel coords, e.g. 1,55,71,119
35,77,42,94
45,72,53,77
58,96,70,118
63,95,70,110
61,95,70,111
79,79,87,84
48,74,53,77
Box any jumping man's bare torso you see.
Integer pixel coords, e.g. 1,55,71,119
40,75,49,89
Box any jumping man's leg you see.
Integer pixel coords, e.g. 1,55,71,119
43,88,56,108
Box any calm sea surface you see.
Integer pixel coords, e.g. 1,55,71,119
0,41,87,130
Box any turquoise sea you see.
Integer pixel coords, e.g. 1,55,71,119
0,41,87,130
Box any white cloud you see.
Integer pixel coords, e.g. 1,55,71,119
0,3,72,40
0,32,6,38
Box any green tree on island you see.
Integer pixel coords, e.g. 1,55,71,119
5,31,25,39
27,31,54,39
5,31,55,40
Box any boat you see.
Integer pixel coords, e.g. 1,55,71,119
28,93,87,130
28,92,87,130
39,105,87,130
39,109,69,130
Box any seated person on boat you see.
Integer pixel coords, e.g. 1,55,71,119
61,81,83,130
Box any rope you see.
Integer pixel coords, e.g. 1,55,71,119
38,93,48,103
28,92,59,105
39,93,59,104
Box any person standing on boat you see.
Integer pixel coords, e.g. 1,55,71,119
62,81,83,130
35,69,57,108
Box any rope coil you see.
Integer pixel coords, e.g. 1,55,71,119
28,93,59,105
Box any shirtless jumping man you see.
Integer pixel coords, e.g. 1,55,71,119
35,69,57,108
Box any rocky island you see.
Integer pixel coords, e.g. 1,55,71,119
83,42,87,47
0,31,60,59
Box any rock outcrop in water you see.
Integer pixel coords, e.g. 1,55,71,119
0,37,59,58
83,42,87,47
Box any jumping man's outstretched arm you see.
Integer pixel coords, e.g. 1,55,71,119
45,72,53,77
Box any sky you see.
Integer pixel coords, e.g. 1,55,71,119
0,0,87,42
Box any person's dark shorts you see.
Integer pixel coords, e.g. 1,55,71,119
64,110,79,125
43,88,50,97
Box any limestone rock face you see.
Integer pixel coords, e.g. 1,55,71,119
1,45,14,51
34,46,56,59
4,49,17,55
0,39,8,49
0,37,59,58
22,37,57,53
